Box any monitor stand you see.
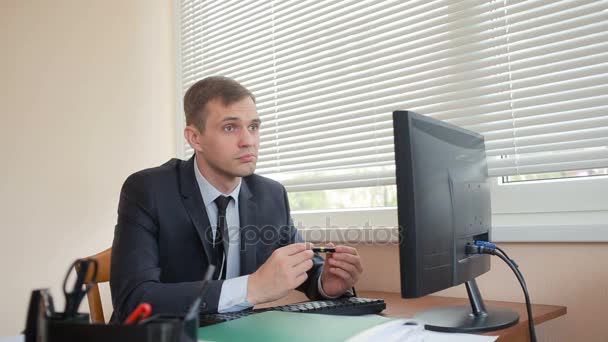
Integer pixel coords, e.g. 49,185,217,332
414,279,520,333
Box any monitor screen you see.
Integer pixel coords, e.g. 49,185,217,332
392,110,518,332
393,110,491,298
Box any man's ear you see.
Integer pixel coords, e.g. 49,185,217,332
184,125,203,153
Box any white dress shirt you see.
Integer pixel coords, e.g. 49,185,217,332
194,157,337,311
194,158,253,312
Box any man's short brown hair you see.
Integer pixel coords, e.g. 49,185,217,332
183,76,255,130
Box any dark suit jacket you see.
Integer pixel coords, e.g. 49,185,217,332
110,155,326,322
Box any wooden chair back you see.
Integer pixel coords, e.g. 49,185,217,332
76,247,112,324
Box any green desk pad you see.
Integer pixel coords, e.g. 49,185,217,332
198,311,392,342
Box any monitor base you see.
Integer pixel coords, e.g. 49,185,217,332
414,280,519,333
415,305,519,333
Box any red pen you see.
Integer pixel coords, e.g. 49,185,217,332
124,303,152,324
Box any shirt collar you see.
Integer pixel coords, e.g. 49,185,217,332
193,154,241,207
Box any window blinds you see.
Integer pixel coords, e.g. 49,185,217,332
179,0,608,192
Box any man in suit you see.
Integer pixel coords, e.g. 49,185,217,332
110,76,363,322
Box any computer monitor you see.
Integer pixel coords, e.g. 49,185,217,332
392,110,519,333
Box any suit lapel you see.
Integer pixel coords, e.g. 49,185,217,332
179,155,214,265
239,179,258,275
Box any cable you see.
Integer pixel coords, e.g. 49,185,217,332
493,252,537,342
475,241,520,268
474,241,526,287
469,243,537,342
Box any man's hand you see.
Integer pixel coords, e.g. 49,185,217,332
320,243,363,297
247,243,314,305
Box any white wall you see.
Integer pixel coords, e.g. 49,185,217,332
0,0,175,335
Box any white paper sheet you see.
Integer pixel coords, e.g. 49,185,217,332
347,319,498,342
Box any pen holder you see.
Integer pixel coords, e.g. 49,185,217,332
25,290,198,342
45,313,197,342
46,313,184,342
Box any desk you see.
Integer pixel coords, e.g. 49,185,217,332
359,291,567,342
258,290,566,341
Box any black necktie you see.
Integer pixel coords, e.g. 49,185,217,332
213,195,231,280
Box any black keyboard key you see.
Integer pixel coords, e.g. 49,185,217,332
199,297,386,326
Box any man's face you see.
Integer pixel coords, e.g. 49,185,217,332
194,96,260,182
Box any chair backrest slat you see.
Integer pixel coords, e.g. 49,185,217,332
78,248,112,324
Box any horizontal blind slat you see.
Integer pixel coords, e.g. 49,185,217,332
180,0,608,185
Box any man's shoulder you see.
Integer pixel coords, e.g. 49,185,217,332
124,158,186,186
243,173,285,194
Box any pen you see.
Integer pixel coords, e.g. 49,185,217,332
124,303,152,325
312,246,336,253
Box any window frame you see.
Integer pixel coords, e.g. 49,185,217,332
292,176,608,243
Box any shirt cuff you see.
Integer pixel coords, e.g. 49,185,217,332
218,275,254,313
317,275,340,299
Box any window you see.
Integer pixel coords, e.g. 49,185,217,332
177,1,608,241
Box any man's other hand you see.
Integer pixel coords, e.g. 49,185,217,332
246,242,314,305
320,243,363,297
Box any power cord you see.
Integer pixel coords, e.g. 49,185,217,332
475,241,526,287
467,242,537,342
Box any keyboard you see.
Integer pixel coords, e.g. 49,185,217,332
199,297,386,326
